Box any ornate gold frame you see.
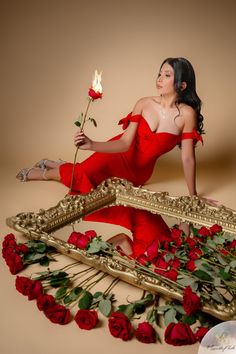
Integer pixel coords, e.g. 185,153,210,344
6,177,236,321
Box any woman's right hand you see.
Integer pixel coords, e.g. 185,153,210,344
74,129,93,150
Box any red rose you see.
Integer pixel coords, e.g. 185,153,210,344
2,233,17,249
15,244,29,254
44,304,71,325
210,224,222,235
195,326,209,342
169,258,181,269
155,256,169,270
2,246,14,260
135,322,156,343
76,234,90,249
28,280,43,300
165,322,197,346
108,312,132,341
67,232,83,246
74,309,98,330
8,253,24,274
171,228,183,239
162,241,170,250
88,88,102,100
220,249,229,256
182,286,201,316
164,269,178,281
146,240,159,261
188,248,203,260
185,236,197,248
186,260,196,272
198,226,211,237
15,276,33,296
228,240,236,249
136,254,150,266
37,294,55,311
85,230,97,239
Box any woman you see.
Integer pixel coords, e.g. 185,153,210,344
16,57,204,256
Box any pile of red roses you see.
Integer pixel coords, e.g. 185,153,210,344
2,233,56,274
3,223,236,346
15,275,71,324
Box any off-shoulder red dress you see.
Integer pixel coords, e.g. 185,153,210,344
60,113,203,256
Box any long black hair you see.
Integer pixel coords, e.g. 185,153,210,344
160,57,204,135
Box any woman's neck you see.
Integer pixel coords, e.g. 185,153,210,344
159,93,178,109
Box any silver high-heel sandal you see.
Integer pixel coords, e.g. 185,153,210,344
34,159,48,170
34,158,66,170
16,167,48,182
16,168,35,182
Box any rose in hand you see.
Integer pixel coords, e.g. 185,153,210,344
74,129,93,150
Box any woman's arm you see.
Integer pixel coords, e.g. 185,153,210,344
181,139,197,195
181,107,197,196
74,99,144,153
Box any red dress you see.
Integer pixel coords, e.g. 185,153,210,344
60,113,203,256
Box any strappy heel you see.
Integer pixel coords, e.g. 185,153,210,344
16,167,48,182
16,168,34,182
34,159,48,170
34,158,66,170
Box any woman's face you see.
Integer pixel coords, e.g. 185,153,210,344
156,63,176,96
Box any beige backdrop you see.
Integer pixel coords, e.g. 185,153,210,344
1,1,236,354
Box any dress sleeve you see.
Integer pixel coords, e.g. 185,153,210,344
118,112,142,130
181,129,203,145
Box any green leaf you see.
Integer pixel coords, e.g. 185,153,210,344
146,309,158,324
93,291,103,298
98,299,112,317
133,294,154,307
70,287,83,301
74,120,81,127
78,291,93,309
35,242,47,253
213,236,225,245
86,238,109,254
219,269,231,280
173,304,186,315
192,270,213,281
89,117,97,127
206,239,217,249
55,287,68,300
216,254,228,266
156,305,172,314
230,260,236,268
117,304,134,318
177,275,194,286
182,314,196,325
134,304,146,314
164,308,177,326
50,272,69,288
24,253,46,262
175,250,188,260
214,277,222,287
39,256,50,267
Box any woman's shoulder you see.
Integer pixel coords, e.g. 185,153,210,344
179,103,197,130
179,103,196,117
132,96,159,112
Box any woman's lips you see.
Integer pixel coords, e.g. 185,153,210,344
157,85,163,89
